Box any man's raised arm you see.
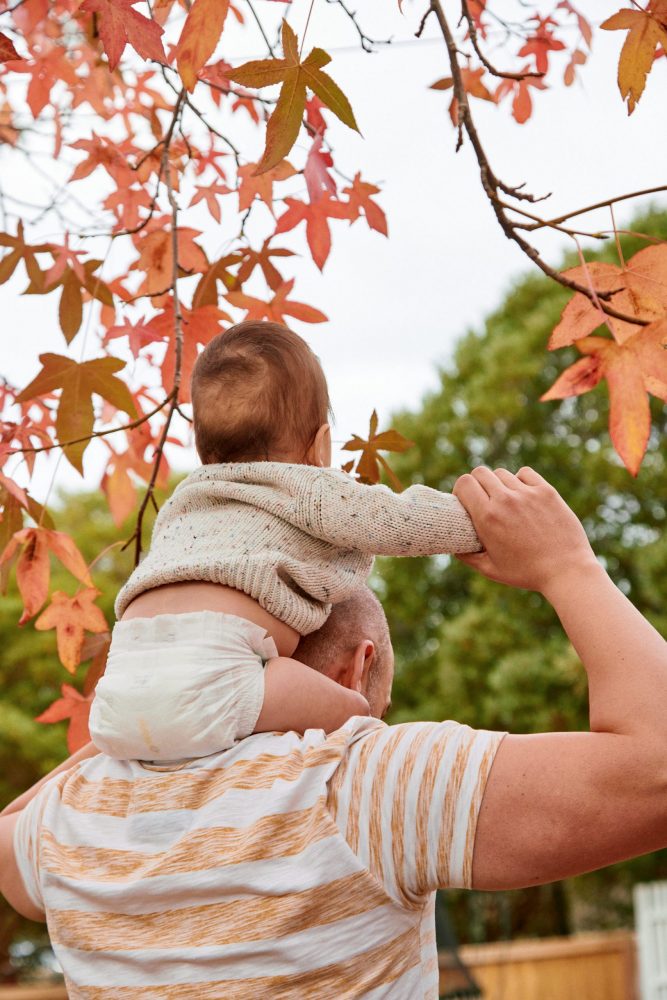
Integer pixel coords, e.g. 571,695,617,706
452,466,667,890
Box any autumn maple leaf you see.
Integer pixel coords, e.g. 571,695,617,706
341,411,414,490
16,354,137,471
0,527,93,623
343,173,388,236
134,227,209,298
104,316,166,357
234,239,295,292
192,252,245,309
549,245,667,348
226,278,327,325
542,320,667,475
431,67,496,126
23,250,114,344
35,588,107,673
304,135,336,204
602,4,667,114
36,684,94,753
79,0,166,72
0,221,51,288
237,160,296,215
496,70,547,124
189,182,233,224
147,302,229,402
175,0,230,91
0,33,22,62
519,16,566,75
226,19,360,175
8,48,77,118
275,195,352,271
101,444,153,526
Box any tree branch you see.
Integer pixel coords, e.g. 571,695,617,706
430,0,651,328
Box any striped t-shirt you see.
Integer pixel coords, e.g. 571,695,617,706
14,716,505,998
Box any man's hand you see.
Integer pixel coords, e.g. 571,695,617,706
452,466,595,593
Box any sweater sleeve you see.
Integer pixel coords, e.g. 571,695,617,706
308,469,481,556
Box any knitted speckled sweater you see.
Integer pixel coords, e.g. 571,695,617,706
114,463,481,633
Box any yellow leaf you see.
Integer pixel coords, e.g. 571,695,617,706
601,8,667,113
227,20,359,175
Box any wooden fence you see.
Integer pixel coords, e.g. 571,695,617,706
439,930,637,1000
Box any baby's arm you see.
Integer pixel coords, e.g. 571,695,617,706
311,469,482,557
255,657,370,735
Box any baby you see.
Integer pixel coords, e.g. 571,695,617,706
89,320,481,761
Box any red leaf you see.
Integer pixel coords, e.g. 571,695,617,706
0,33,22,62
80,0,166,71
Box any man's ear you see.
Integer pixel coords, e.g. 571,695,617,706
347,640,375,694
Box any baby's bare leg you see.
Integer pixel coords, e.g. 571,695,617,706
254,657,370,735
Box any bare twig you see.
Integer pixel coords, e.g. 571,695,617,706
459,0,544,81
130,89,187,564
325,0,392,53
9,396,174,456
430,0,651,328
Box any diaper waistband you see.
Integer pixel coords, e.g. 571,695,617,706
111,610,279,659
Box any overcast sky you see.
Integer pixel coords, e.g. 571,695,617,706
2,1,665,498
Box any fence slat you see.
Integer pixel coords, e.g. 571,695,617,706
635,881,667,999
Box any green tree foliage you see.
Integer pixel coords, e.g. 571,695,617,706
377,211,667,941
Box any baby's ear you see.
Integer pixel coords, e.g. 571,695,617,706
310,424,332,467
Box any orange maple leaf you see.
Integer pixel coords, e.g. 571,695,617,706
36,684,94,753
149,302,229,402
237,160,296,215
0,221,51,288
343,173,388,237
549,245,667,349
341,411,415,490
101,443,154,527
518,16,566,75
226,278,327,325
1,527,93,623
496,70,547,124
176,0,230,91
226,20,359,175
104,316,166,357
189,182,232,224
541,320,667,475
275,196,352,271
431,67,497,126
35,588,108,673
134,227,209,298
234,239,294,292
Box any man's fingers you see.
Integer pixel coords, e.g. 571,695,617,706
493,468,522,490
453,472,490,521
469,466,509,498
516,466,548,487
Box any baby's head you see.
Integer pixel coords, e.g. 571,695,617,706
191,320,332,466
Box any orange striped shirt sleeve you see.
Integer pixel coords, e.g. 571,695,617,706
329,720,506,905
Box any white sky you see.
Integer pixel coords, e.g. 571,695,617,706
1,1,665,500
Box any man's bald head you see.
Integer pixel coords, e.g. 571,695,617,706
294,588,394,718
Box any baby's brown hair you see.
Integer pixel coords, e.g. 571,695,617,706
191,320,331,464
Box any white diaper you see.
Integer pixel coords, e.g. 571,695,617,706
89,610,278,761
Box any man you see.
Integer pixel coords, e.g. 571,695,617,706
1,466,666,998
